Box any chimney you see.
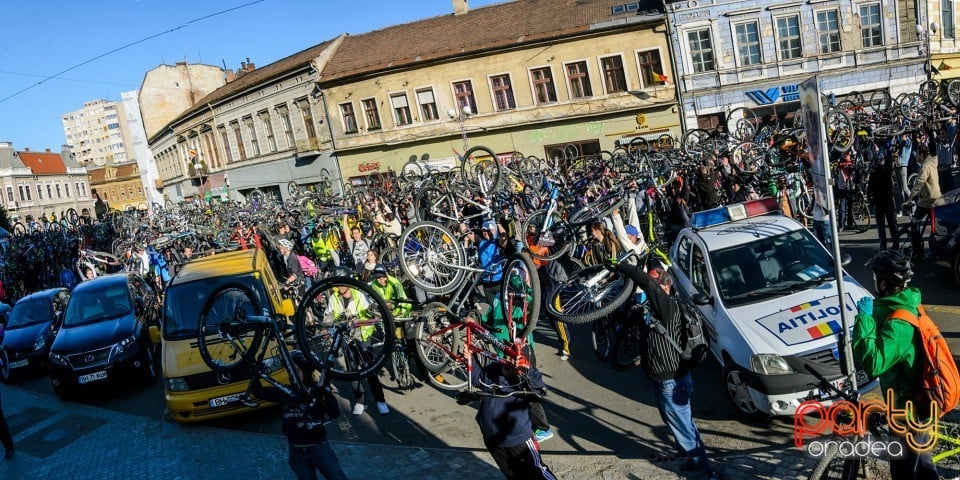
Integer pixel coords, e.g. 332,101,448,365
453,0,468,15
45,148,51,153
23,147,29,152
243,57,255,72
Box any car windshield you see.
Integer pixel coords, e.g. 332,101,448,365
710,228,836,307
7,298,54,328
64,285,132,326
163,274,268,340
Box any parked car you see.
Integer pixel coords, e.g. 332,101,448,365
0,301,12,326
0,288,69,381
48,273,161,397
918,188,960,286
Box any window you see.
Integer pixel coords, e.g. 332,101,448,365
816,10,841,54
47,184,52,199
298,100,318,140
860,3,882,48
244,117,260,156
277,105,295,148
56,184,61,198
565,61,593,98
259,112,277,152
734,22,762,66
231,121,246,161
128,186,134,198
65,183,70,197
5,186,12,202
777,15,802,60
490,74,517,110
361,99,381,130
218,126,234,163
637,50,666,87
24,186,31,201
676,236,692,276
37,185,43,200
691,246,712,295
600,55,628,93
390,93,413,126
340,102,359,133
416,88,439,121
452,80,478,114
529,68,557,104
945,0,956,39
687,29,716,73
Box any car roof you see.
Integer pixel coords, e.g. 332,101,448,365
71,273,130,293
690,214,805,251
170,249,261,287
16,287,66,303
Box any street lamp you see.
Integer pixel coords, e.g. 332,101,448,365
918,22,941,78
447,105,472,152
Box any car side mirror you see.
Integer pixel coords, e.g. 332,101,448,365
278,298,296,318
148,325,161,345
692,293,712,306
840,253,852,267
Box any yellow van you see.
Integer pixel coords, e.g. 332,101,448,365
160,248,294,422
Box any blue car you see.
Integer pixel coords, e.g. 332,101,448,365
0,288,69,382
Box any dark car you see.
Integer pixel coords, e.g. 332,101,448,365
0,288,69,381
924,189,960,286
48,273,161,397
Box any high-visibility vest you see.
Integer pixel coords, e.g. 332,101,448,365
369,275,412,317
330,290,375,341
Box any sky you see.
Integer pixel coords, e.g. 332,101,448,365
0,0,502,151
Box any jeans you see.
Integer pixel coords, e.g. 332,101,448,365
876,205,899,250
813,220,833,251
288,441,348,480
650,374,711,473
889,431,938,480
898,166,911,201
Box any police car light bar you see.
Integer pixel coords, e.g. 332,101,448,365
690,198,780,229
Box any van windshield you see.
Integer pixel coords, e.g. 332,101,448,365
163,275,269,340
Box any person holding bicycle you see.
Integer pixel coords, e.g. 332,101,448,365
368,265,411,318
249,350,347,480
906,144,944,260
277,239,306,297
853,250,937,479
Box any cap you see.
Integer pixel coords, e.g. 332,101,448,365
373,264,387,278
278,239,294,250
624,225,640,237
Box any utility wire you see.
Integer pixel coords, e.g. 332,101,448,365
0,0,265,105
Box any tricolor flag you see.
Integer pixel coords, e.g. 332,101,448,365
807,320,841,339
654,72,670,84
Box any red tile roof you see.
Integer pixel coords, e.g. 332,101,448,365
321,0,662,82
116,163,139,179
18,151,67,175
86,166,105,183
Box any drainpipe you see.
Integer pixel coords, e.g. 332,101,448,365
662,1,687,135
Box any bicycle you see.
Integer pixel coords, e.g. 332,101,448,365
932,409,960,477
196,276,395,406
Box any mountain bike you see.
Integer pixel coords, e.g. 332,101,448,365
196,276,394,405
933,409,960,478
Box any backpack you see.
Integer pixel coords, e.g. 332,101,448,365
889,305,960,417
298,255,319,278
649,301,709,368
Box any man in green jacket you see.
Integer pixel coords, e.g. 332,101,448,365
852,249,936,480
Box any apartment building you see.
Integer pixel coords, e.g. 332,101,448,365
61,99,136,167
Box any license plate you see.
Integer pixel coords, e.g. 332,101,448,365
209,393,242,408
8,359,28,369
856,370,869,386
77,371,107,384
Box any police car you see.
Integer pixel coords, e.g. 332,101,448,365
668,198,879,418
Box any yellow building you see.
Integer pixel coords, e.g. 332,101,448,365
87,161,148,212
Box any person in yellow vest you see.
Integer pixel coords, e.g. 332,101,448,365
310,227,339,272
324,284,389,416
368,265,412,318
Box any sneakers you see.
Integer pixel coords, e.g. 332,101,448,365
559,351,570,361
377,402,390,414
352,403,366,415
533,428,554,443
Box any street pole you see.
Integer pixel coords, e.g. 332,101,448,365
447,105,472,152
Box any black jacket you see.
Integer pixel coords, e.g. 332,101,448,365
472,364,546,448
618,264,686,381
251,382,328,445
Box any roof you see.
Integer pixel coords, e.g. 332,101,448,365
321,0,663,82
87,167,106,184
17,287,65,303
694,215,805,251
72,273,130,293
116,163,138,179
18,151,67,175
170,249,259,286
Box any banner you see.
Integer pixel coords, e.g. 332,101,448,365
798,77,829,210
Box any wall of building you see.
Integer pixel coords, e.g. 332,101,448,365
139,62,226,140
121,91,163,209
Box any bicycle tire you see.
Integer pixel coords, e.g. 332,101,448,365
66,208,79,227
546,266,634,324
460,145,502,195
391,349,415,390
518,156,544,190
933,409,960,477
569,193,626,224
592,318,613,362
413,186,452,223
808,442,839,480
196,283,265,374
414,302,459,374
852,200,870,234
611,321,642,371
294,276,393,381
379,246,402,277
398,221,467,295
500,253,541,341
521,209,572,261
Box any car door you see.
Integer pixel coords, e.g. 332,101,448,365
53,290,70,331
671,234,722,360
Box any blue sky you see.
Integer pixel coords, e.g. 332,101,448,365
0,0,501,151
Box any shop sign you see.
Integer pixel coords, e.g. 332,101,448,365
358,162,380,172
746,84,799,105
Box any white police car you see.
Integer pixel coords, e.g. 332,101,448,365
669,198,879,418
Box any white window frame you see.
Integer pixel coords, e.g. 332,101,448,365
815,8,842,54
563,59,593,99
595,52,630,94
774,14,803,61
487,72,517,111
414,86,441,122
388,91,413,126
339,101,359,134
633,47,668,89
858,2,883,48
684,25,717,74
732,21,762,67
526,65,558,104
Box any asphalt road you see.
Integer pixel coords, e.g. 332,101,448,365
9,218,960,475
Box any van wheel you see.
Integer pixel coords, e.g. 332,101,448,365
724,363,764,419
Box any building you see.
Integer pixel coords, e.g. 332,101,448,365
924,0,960,80
0,142,93,222
320,0,680,182
121,91,163,209
146,47,342,203
664,0,926,130
86,160,148,212
61,99,136,167
138,62,230,140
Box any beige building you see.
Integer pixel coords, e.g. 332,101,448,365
61,99,136,167
87,161,148,212
139,62,230,140
319,0,679,182
0,142,94,222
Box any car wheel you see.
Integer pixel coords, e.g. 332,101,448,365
724,363,764,419
0,350,10,383
953,251,960,288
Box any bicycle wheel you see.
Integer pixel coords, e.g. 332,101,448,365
933,409,960,478
391,348,415,390
197,284,265,374
825,109,854,153
546,266,634,324
518,156,545,190
414,302,460,374
460,145,502,195
398,221,467,295
66,208,79,227
592,317,613,362
288,181,301,197
294,276,393,381
568,193,626,224
852,200,871,233
379,246,402,277
521,209,573,261
611,321,643,371
500,253,541,341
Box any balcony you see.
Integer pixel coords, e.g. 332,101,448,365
296,137,322,154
